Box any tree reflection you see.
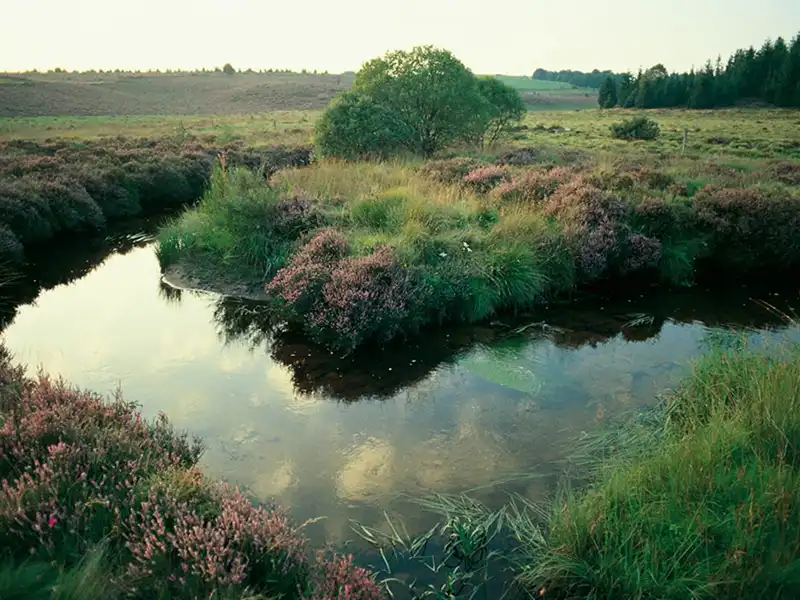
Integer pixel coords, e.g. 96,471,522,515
210,285,797,402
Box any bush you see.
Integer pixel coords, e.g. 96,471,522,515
417,157,486,185
462,165,510,193
692,186,800,269
321,46,493,158
610,116,660,140
491,167,574,204
315,92,415,160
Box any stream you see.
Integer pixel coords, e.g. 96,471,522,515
1,217,798,567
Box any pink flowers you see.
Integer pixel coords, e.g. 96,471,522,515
462,165,510,193
0,345,385,599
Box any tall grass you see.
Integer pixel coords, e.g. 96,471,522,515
510,337,800,599
158,155,800,352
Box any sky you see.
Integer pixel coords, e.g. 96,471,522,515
2,0,799,75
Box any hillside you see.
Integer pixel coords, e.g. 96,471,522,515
0,71,597,117
0,72,355,117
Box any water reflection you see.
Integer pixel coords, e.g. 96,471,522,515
1,225,798,551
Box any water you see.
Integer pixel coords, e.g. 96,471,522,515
1,220,798,554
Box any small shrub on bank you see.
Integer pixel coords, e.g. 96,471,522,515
492,167,574,204
692,186,800,269
462,165,510,193
0,346,383,599
610,116,660,141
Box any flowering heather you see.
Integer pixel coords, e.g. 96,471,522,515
266,229,350,318
545,178,631,279
308,246,424,352
692,186,800,267
462,165,510,193
492,167,574,204
623,233,663,272
417,157,484,185
0,346,384,599
0,138,312,266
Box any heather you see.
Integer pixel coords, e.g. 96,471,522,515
0,345,383,599
508,337,800,600
158,152,800,352
0,138,312,264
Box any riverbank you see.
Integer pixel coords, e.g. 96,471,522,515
0,138,311,265
510,335,800,599
0,344,382,599
157,152,800,353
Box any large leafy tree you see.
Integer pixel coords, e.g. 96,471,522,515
477,76,526,144
352,46,491,157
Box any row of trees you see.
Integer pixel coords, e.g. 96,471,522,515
597,33,800,109
17,66,330,76
316,46,525,158
532,68,618,89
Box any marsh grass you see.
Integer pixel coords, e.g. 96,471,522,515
508,333,800,600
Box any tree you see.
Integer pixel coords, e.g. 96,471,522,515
352,46,490,157
222,63,236,75
598,76,618,108
315,92,415,159
476,76,526,144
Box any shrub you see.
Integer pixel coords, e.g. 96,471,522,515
417,157,485,185
315,92,415,160
774,161,800,185
610,116,660,140
692,186,800,269
494,147,540,166
545,178,631,279
476,76,526,145
462,165,510,193
492,167,574,204
0,225,23,264
266,228,350,319
308,246,426,352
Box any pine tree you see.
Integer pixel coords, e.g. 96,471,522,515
598,76,618,108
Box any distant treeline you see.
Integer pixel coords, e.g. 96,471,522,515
599,33,800,109
535,32,800,109
9,66,336,76
532,68,617,89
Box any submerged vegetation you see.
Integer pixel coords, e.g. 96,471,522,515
0,345,382,599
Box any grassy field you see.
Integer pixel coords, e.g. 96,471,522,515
0,70,598,118
3,108,797,159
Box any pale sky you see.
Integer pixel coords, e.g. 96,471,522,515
2,0,798,75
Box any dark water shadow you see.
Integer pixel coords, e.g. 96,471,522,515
210,279,799,403
0,214,175,330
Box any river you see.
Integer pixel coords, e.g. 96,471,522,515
1,218,797,562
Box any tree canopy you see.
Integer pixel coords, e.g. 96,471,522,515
316,46,525,159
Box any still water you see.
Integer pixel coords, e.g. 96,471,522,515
1,220,798,550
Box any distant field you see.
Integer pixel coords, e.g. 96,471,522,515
0,71,598,117
0,72,354,117
3,108,797,161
